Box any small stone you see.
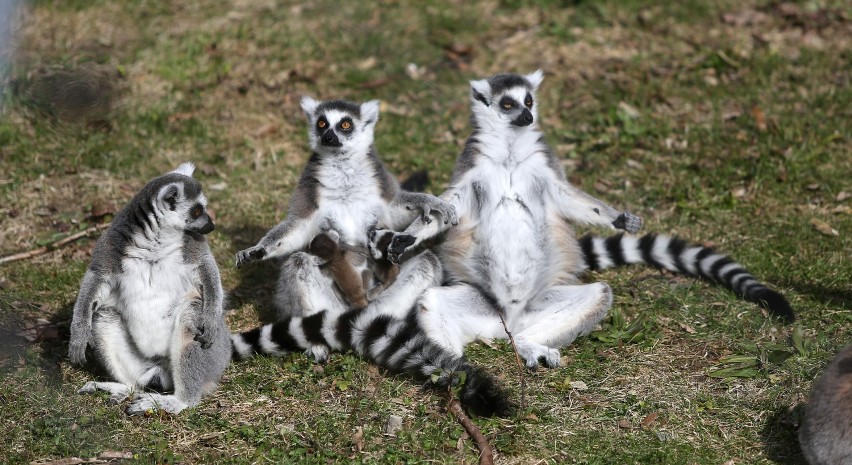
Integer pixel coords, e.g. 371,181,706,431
384,415,403,436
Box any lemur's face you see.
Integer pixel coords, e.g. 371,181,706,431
153,164,214,235
469,70,544,131
300,97,380,156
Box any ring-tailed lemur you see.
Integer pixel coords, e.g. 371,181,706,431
799,344,852,465
370,70,794,373
68,163,231,415
234,96,457,362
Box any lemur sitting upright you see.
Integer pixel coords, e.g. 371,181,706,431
68,163,231,415
371,70,794,370
234,96,456,362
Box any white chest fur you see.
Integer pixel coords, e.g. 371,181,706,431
111,243,197,358
458,131,561,304
315,155,386,246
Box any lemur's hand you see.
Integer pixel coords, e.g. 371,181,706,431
235,245,266,267
612,211,643,234
387,234,417,264
368,229,416,264
68,322,93,365
193,323,214,349
407,196,458,225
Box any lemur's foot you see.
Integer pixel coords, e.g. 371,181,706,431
235,246,266,267
387,234,416,264
612,211,643,234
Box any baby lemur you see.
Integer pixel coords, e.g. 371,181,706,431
307,230,399,310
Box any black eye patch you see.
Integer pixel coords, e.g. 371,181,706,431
499,97,516,111
337,118,354,132
524,93,533,108
316,117,329,131
190,204,203,219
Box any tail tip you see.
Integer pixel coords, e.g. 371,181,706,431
751,288,796,323
458,365,514,418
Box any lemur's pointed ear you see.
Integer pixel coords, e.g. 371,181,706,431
525,69,544,89
360,100,380,126
300,95,318,118
171,162,195,177
157,183,182,211
470,79,491,107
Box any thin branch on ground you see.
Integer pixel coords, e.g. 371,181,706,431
499,313,527,413
0,223,109,265
447,392,494,465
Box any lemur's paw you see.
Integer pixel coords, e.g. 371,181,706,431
612,211,643,234
387,234,416,264
77,381,98,394
235,246,266,267
193,324,213,349
517,343,561,370
368,229,395,260
426,200,458,225
307,345,329,364
125,393,187,416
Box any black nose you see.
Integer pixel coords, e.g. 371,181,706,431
511,108,534,127
321,130,341,147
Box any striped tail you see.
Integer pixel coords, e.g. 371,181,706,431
230,309,513,417
578,233,795,323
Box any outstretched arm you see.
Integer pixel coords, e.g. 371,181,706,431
388,191,459,230
68,270,106,364
551,181,642,233
235,213,319,267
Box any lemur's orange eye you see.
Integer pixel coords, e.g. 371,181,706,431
503,103,512,109
341,121,351,130
317,120,326,128
525,98,532,107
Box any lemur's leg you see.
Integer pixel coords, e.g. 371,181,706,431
275,252,347,320
511,283,613,368
274,251,349,363
126,301,231,416
414,284,506,358
81,307,159,402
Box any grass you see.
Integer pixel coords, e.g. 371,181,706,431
1,0,850,463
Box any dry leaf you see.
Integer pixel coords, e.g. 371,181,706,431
836,191,850,202
352,426,365,452
569,380,589,391
810,218,839,237
98,451,133,460
679,322,696,334
618,419,632,429
751,106,767,132
384,415,402,436
641,412,659,428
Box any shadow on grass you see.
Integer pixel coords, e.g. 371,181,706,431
782,280,852,312
220,224,280,323
761,403,808,465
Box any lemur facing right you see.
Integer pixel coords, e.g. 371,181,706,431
799,344,852,465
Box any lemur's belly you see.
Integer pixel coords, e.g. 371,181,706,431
475,197,548,305
115,259,196,358
318,196,384,248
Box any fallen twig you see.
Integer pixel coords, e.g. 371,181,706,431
0,223,109,265
448,397,494,465
499,313,527,412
